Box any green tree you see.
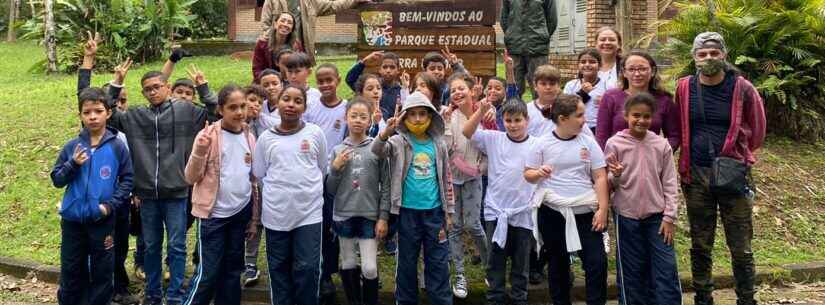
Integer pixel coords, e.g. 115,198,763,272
659,0,825,142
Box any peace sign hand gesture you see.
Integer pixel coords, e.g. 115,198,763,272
332,148,355,171
84,31,102,56
441,45,461,66
187,64,207,86
72,144,89,166
113,58,132,85
380,104,402,141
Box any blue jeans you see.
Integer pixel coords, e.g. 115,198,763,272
183,203,251,305
615,213,682,305
265,222,323,305
396,207,452,305
58,216,115,305
141,198,188,303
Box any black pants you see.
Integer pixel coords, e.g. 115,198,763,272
58,216,115,305
484,221,531,305
321,187,339,281
114,208,131,294
539,206,607,305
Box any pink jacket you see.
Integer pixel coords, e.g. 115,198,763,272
675,75,766,183
605,130,680,223
184,120,260,225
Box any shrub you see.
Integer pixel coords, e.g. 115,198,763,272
658,0,825,142
181,0,228,39
19,0,196,72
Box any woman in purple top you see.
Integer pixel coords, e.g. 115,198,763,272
596,50,680,150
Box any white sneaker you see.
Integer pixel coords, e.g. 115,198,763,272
452,274,468,299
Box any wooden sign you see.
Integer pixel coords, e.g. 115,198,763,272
358,27,496,51
337,0,496,26
357,50,496,78
351,0,498,78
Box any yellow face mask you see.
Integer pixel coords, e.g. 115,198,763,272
404,117,431,137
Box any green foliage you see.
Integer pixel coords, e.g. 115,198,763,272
181,0,228,39
19,0,196,72
659,0,825,142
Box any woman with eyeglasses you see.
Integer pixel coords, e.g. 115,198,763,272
595,51,681,150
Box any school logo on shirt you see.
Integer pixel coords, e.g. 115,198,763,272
334,119,342,130
580,148,591,161
245,152,252,165
412,152,433,179
99,166,112,180
301,139,310,153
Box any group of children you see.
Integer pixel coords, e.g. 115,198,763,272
53,25,684,305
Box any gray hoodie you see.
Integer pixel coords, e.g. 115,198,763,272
326,137,391,221
371,92,455,216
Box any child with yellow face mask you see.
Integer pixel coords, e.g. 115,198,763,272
372,91,455,305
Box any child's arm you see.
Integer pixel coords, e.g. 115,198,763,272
186,65,220,123
184,129,211,185
591,168,609,232
252,137,269,180
346,51,382,92
325,147,348,195
376,158,391,239
461,99,491,139
661,144,679,224
77,32,99,97
604,143,624,189
106,58,132,132
50,142,83,188
109,139,134,213
504,50,519,99
161,48,192,81
372,105,400,158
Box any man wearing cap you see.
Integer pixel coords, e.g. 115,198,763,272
674,32,766,305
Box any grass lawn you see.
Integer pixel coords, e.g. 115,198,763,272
1,41,824,291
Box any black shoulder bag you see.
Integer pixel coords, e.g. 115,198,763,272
695,74,750,195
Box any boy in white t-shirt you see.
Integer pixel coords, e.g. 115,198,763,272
462,99,539,305
303,63,349,302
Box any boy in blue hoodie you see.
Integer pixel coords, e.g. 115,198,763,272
51,87,133,305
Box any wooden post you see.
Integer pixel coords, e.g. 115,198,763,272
6,0,17,42
44,0,57,73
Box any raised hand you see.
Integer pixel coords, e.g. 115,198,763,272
472,76,484,101
72,144,89,166
113,57,132,85
332,148,354,171
169,47,192,63
380,104,402,140
441,45,460,66
362,51,385,64
187,64,207,86
606,153,624,177
400,71,411,89
503,49,514,67
479,97,493,114
581,81,594,93
83,31,101,57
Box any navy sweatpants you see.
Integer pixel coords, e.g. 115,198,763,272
395,207,452,305
265,222,323,305
615,213,682,305
58,216,115,305
183,203,251,305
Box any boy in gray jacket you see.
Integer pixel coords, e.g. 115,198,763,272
372,91,455,305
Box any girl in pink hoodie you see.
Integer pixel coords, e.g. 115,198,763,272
604,92,681,305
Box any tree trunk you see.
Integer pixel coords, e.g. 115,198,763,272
614,0,633,51
6,0,17,42
44,0,57,73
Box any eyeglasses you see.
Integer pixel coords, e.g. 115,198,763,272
624,67,651,75
142,84,164,94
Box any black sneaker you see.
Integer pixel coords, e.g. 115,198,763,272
529,271,543,285
111,292,140,305
142,296,162,305
243,264,260,287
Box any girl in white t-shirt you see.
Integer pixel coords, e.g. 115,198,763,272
524,94,610,305
564,48,610,134
252,84,328,305
595,27,622,91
